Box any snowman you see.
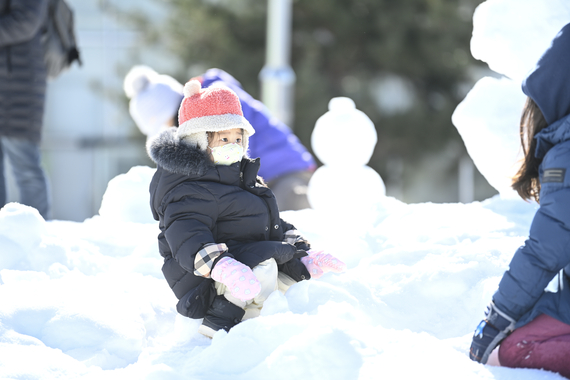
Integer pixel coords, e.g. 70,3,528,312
307,97,386,215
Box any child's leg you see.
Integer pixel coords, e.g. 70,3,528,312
197,295,245,338
216,258,278,320
498,314,570,378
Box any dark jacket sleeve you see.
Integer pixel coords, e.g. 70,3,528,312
0,0,48,47
228,240,297,267
493,145,570,320
161,182,219,274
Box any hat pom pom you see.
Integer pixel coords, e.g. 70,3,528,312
123,65,156,99
184,80,202,98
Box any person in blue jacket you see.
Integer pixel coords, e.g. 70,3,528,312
469,23,570,378
124,66,316,211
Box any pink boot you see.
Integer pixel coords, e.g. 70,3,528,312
211,257,261,302
301,250,347,279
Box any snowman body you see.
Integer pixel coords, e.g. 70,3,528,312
307,97,386,213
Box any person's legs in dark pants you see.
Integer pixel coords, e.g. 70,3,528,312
499,314,570,378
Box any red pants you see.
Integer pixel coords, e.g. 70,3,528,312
499,314,570,378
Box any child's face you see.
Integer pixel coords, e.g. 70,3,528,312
208,128,243,148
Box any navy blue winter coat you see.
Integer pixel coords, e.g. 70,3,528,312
492,23,570,328
147,128,310,319
200,69,316,183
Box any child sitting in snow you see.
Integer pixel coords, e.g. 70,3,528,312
146,80,346,337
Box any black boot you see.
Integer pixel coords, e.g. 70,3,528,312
198,295,245,338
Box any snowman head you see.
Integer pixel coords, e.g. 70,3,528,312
311,97,377,167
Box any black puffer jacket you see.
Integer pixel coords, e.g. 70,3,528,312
147,128,310,319
0,0,48,142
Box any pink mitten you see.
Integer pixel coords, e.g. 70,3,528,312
211,257,261,302
300,250,347,279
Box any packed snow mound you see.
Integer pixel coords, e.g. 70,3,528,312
98,165,157,224
0,177,541,378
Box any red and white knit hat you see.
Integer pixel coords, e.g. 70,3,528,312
176,80,255,153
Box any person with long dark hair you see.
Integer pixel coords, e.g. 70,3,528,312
469,23,570,378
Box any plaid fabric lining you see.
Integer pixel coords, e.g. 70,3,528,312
283,229,308,246
194,243,228,277
283,229,299,245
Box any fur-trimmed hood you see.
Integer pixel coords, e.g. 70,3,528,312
146,127,215,177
